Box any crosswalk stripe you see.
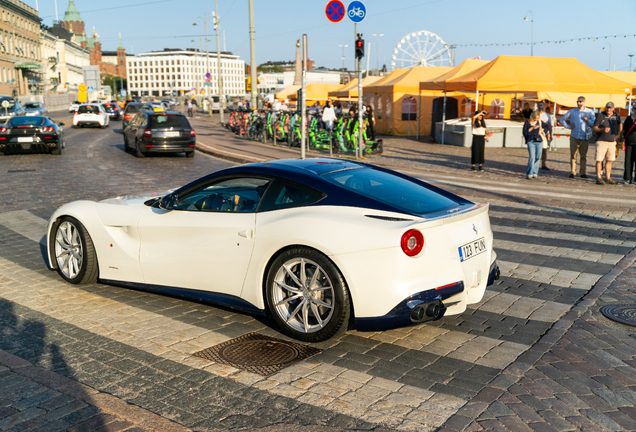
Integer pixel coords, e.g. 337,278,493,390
492,224,636,248
490,210,636,233
494,239,623,265
470,290,571,322
0,210,47,244
497,260,602,289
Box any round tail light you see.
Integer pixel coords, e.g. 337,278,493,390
401,229,424,257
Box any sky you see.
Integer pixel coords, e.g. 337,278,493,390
29,0,636,73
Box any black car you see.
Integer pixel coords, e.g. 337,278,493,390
0,116,65,155
122,102,152,130
103,103,121,120
123,110,195,158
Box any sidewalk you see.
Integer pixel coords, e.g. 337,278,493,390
189,114,636,432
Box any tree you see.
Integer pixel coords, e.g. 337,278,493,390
102,74,127,97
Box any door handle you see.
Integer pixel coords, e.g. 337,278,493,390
238,229,253,239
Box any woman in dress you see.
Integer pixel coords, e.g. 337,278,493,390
471,110,488,171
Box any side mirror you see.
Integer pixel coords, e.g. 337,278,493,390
58,122,65,126
158,193,178,211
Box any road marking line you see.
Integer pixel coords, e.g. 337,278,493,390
492,224,636,247
196,142,268,162
495,239,623,265
490,210,636,233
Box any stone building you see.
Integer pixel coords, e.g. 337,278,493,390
60,0,128,79
0,0,42,96
40,23,91,93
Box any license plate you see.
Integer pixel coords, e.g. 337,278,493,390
458,237,486,262
164,131,180,137
20,143,31,149
18,137,33,143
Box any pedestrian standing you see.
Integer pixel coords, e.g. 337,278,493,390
539,104,553,170
322,100,337,132
622,106,636,184
471,110,488,171
522,111,549,179
522,102,533,119
592,102,622,185
365,105,376,140
558,96,595,178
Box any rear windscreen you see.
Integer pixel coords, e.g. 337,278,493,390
24,103,40,109
8,117,45,127
78,105,100,114
126,104,150,113
321,167,460,216
149,115,190,128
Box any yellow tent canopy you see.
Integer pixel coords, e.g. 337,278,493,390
328,76,381,99
367,66,453,94
364,69,409,93
535,91,628,109
444,56,632,94
419,59,488,91
288,84,342,102
603,71,636,93
275,85,300,100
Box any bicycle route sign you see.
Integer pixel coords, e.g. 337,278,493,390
347,1,366,22
325,0,345,23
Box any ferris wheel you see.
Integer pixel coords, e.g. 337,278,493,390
391,31,451,70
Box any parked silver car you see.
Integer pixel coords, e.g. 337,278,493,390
0,98,25,123
24,102,48,116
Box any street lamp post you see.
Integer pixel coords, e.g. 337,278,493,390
523,11,534,56
629,54,635,72
193,14,210,113
214,0,225,123
338,44,348,70
371,34,383,72
603,43,612,71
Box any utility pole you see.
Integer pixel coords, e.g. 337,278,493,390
371,34,383,72
629,54,634,72
300,34,307,160
338,44,348,70
248,0,257,111
214,0,224,123
355,34,364,161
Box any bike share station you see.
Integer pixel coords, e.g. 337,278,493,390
223,1,382,158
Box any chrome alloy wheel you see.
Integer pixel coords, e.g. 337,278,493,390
272,258,335,333
55,221,83,279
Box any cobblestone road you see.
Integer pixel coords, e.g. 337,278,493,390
0,114,634,431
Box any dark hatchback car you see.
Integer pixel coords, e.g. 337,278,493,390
124,110,196,158
0,116,65,155
102,103,121,120
122,102,152,130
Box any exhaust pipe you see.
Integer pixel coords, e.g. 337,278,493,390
495,266,500,280
410,300,443,323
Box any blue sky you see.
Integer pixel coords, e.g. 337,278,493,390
31,0,636,72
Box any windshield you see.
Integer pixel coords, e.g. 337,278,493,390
78,105,101,114
8,116,45,127
24,103,41,109
322,168,460,216
149,115,190,128
125,104,150,113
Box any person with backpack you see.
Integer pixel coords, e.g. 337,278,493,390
592,102,622,185
622,106,636,184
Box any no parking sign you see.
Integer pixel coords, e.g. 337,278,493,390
325,0,345,22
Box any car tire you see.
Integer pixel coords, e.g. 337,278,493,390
185,150,195,158
51,216,99,285
135,140,145,158
51,144,61,155
123,134,130,152
265,247,350,342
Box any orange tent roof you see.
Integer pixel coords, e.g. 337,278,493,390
328,76,381,98
367,66,453,94
419,59,489,91
444,56,632,94
364,69,408,93
275,85,300,100
288,84,342,101
603,71,636,93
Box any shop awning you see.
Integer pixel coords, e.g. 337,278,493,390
14,63,43,69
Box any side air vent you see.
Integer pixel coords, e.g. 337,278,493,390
365,215,413,222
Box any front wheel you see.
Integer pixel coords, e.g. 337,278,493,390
52,217,98,284
135,140,145,158
265,247,350,342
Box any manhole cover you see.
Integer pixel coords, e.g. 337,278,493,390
600,304,636,327
193,332,321,376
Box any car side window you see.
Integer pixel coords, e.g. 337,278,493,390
259,179,324,212
175,177,270,213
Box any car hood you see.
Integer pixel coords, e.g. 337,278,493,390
100,189,173,206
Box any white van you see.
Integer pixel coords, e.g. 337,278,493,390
209,95,230,113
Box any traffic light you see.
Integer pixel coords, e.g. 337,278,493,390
355,36,364,59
